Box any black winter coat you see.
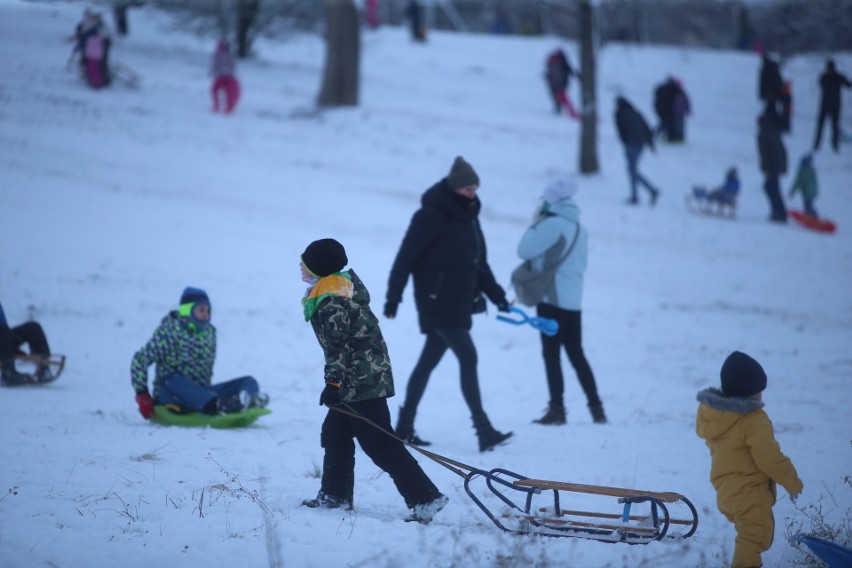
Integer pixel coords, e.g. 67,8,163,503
615,98,654,149
819,69,852,111
757,113,787,176
387,179,506,333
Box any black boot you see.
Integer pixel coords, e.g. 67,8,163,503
472,413,512,452
533,403,566,425
589,403,607,424
395,406,431,446
1,360,30,387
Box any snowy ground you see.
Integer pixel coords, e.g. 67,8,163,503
1,1,850,567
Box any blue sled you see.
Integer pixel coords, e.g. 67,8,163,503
794,534,852,568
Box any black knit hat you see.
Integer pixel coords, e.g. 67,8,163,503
720,351,767,397
180,286,209,306
301,238,348,278
446,156,479,191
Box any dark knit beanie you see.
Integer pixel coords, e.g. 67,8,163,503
302,238,348,278
720,351,767,397
446,156,480,191
180,286,209,306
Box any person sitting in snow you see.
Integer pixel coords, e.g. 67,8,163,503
130,287,268,419
298,238,448,523
692,167,740,212
788,154,819,218
210,39,240,114
696,351,803,568
0,302,56,386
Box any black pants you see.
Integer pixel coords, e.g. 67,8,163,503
763,174,787,221
320,397,440,508
402,328,484,418
536,304,601,408
813,104,841,151
0,322,50,360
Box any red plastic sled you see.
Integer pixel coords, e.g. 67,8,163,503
788,210,836,234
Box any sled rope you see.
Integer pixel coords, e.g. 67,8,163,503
331,403,477,480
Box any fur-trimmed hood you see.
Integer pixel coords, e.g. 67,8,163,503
696,387,764,440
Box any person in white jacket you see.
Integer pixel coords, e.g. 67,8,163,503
516,177,606,425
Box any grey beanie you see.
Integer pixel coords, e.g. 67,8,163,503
446,156,480,191
720,351,767,397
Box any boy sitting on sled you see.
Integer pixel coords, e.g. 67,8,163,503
131,287,268,419
692,167,740,214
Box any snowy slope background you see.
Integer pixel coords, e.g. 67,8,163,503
1,1,851,567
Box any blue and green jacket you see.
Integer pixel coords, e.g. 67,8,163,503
131,311,216,399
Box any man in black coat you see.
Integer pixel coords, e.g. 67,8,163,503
384,156,512,453
615,96,660,205
757,109,788,222
813,59,851,152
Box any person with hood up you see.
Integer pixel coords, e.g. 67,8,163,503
299,238,448,523
516,177,606,426
384,156,513,452
788,154,819,218
696,351,803,568
131,287,268,419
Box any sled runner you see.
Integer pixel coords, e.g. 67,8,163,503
497,306,558,336
6,354,66,385
684,192,736,219
151,405,270,428
332,404,698,543
788,210,836,234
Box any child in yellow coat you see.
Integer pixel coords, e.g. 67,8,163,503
696,351,803,568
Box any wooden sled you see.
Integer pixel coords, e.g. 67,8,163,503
465,468,698,543
10,354,66,384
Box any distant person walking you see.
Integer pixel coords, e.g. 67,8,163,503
812,59,851,153
405,0,426,42
615,96,660,206
544,48,579,118
210,40,240,114
757,109,788,223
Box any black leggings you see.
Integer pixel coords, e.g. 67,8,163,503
0,322,50,360
536,303,600,408
402,328,483,418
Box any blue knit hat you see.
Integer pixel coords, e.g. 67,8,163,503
721,351,767,397
180,287,209,307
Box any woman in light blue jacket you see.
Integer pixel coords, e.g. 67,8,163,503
516,178,606,425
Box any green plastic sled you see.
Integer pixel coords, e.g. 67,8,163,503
151,405,271,428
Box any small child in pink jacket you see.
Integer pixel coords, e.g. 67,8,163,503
696,351,803,568
210,40,240,113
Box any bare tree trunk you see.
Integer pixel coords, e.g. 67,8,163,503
578,0,598,174
236,0,260,58
317,0,360,107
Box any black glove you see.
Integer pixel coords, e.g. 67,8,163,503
496,298,511,313
319,381,342,406
383,301,398,319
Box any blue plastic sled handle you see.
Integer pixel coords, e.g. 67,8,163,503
496,306,559,336
794,534,852,568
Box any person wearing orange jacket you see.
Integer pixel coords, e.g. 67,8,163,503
696,351,803,568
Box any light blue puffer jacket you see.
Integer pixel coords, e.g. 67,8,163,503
516,198,588,310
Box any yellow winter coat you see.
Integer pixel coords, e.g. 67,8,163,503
696,388,803,512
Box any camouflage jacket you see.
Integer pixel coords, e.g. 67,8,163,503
131,311,216,398
304,269,394,403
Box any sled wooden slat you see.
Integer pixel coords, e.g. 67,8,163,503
515,479,685,503
538,508,694,526
503,514,658,534
14,354,66,381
